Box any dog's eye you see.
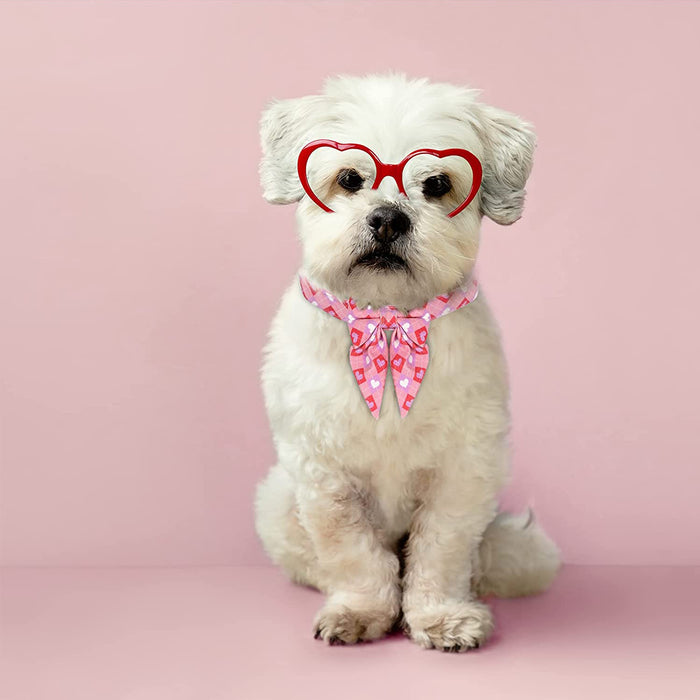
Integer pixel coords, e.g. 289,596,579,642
337,169,365,192
422,174,452,198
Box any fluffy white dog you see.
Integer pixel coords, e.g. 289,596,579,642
255,74,560,651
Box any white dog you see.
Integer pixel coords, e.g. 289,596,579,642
255,74,560,651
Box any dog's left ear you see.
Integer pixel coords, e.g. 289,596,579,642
259,94,331,205
470,104,536,225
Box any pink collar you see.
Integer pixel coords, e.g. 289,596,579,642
299,276,479,418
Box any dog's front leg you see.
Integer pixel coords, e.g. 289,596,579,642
402,475,498,652
299,468,401,645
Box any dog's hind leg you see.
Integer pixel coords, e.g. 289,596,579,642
254,465,320,589
474,510,561,598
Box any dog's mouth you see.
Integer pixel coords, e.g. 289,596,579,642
349,249,409,274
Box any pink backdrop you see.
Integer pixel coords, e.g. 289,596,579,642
1,1,699,567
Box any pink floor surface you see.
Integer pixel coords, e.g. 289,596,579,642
1,565,699,700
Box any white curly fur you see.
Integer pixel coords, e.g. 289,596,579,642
255,74,560,651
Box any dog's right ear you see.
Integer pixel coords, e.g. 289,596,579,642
259,95,330,204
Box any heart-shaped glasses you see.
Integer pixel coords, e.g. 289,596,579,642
297,139,483,218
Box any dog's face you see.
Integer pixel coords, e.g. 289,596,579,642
259,75,535,308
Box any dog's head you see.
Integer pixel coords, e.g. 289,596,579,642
259,74,534,308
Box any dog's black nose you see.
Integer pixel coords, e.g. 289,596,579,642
367,206,410,244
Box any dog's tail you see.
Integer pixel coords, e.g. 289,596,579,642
474,510,561,598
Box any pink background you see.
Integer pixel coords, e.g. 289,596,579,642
1,0,699,568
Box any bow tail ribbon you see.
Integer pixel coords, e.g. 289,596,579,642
389,318,430,418
348,319,388,419
348,317,430,419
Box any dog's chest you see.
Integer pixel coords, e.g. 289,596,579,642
365,452,425,538
295,314,469,531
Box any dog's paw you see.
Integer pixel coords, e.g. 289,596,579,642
313,598,398,645
403,600,494,652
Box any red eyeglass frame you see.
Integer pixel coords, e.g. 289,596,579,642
297,139,483,218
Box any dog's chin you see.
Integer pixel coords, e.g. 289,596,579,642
349,250,410,275
339,251,434,310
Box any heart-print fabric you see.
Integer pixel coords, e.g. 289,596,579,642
299,275,479,418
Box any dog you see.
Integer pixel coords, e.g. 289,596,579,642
254,74,560,651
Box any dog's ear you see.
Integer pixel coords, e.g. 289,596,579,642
259,95,331,205
470,103,536,225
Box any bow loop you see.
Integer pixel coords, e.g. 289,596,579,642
348,318,381,349
396,317,430,349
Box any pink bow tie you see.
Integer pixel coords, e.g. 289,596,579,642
299,275,479,418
